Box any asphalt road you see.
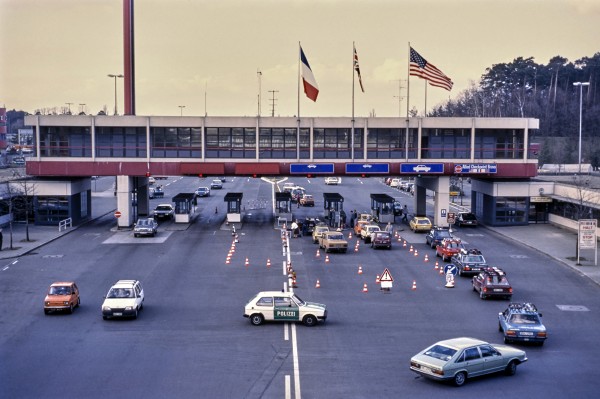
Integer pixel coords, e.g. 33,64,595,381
1,176,599,399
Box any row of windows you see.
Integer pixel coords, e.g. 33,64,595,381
37,126,528,160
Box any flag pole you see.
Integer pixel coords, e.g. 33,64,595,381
405,42,411,161
424,81,427,116
297,41,301,120
352,41,356,161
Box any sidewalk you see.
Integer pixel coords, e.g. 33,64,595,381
1,196,599,287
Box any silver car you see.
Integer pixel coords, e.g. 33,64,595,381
133,218,158,237
410,337,527,386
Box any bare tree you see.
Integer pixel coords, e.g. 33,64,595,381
7,171,37,243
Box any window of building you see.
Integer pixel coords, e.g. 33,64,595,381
367,128,416,159
495,197,528,224
151,127,201,158
36,196,69,224
475,129,524,159
421,129,471,159
39,126,92,157
96,127,146,158
205,127,255,158
313,128,362,159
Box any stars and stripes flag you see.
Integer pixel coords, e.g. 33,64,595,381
354,44,365,93
409,47,453,91
300,46,319,102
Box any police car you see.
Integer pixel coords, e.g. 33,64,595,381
244,291,327,327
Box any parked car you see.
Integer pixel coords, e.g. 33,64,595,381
317,231,348,253
426,227,453,248
409,337,527,387
211,179,223,189
472,267,513,300
452,249,488,276
456,212,478,227
371,231,392,249
153,204,174,220
195,186,211,197
409,216,432,233
101,280,144,320
133,217,158,237
312,224,330,243
324,176,340,185
44,282,80,314
299,194,315,206
244,291,327,326
499,303,547,345
361,224,381,243
435,238,465,261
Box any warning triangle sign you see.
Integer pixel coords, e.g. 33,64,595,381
380,268,393,282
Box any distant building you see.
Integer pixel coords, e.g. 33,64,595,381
0,108,7,149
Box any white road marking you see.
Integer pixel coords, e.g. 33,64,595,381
284,322,289,341
291,322,301,399
2,266,8,271
285,375,291,399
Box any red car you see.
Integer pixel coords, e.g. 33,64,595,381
435,238,464,261
472,267,513,300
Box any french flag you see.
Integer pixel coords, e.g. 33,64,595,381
300,46,319,102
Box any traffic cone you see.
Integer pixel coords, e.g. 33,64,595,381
225,256,230,265
435,261,439,270
354,245,359,253
439,266,444,275
292,276,298,288
325,255,330,263
362,283,368,293
411,280,417,290
266,258,271,268
358,266,363,274
348,232,353,239
414,249,419,257
316,249,321,258
315,280,321,288
409,245,413,252
245,257,249,267
375,275,381,284
424,254,429,262
230,246,235,254
398,236,402,242
403,240,407,248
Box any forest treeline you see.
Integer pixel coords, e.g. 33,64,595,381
429,53,600,169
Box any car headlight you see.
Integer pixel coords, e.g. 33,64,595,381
45,301,50,306
125,306,133,311
103,306,111,312
64,301,70,305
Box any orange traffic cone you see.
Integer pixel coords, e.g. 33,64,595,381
348,232,353,239
362,283,368,293
411,280,417,290
354,245,359,253
316,249,321,258
245,257,249,267
292,276,298,288
414,249,419,257
424,254,429,262
325,255,330,263
358,266,363,274
409,245,413,252
435,260,439,270
398,236,402,242
439,266,444,275
315,280,321,288
266,258,271,268
375,275,381,284
403,240,407,248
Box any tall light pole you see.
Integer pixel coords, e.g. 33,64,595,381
178,105,186,116
107,74,124,115
257,69,262,116
573,81,590,174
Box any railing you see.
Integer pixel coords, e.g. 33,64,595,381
59,218,72,232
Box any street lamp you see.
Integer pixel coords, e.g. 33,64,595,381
107,74,124,115
178,105,186,116
573,81,590,174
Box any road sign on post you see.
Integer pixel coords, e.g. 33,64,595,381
114,211,122,218
380,268,393,291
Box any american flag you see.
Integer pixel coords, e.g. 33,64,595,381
354,45,365,93
409,47,453,91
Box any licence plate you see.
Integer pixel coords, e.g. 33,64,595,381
113,312,122,316
493,289,504,292
420,366,432,374
520,332,534,336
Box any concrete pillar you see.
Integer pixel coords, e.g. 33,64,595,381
137,177,150,216
434,176,451,227
413,184,428,217
116,175,134,227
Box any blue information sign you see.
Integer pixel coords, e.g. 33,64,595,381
444,264,458,275
345,163,390,174
290,163,335,174
453,163,497,174
400,163,444,174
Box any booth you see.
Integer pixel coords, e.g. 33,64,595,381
275,192,293,226
370,193,395,223
224,192,244,223
323,192,345,228
172,193,196,223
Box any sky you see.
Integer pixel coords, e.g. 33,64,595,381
1,0,599,118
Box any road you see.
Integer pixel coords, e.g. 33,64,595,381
0,176,599,399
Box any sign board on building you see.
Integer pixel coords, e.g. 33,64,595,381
290,163,335,174
579,219,597,250
454,163,497,174
345,163,390,174
400,163,444,174
530,196,552,203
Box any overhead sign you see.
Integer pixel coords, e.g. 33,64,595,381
454,163,497,174
114,211,122,218
400,163,444,174
290,163,335,174
345,163,390,174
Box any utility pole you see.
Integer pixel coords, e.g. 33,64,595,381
65,102,73,115
257,70,262,116
268,90,279,117
78,103,86,114
391,79,406,117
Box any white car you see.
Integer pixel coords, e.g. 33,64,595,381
153,204,174,220
244,291,327,327
413,165,431,173
324,176,340,185
101,280,144,319
361,224,381,243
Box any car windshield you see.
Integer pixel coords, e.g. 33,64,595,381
291,294,306,306
108,288,134,298
446,242,462,249
465,255,485,263
137,219,151,226
49,286,71,295
437,230,452,238
156,206,171,211
486,275,510,285
462,213,477,220
510,314,541,325
329,234,344,240
424,345,457,361
418,220,430,225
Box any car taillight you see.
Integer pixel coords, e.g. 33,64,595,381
432,368,444,376
483,287,489,292
506,330,517,336
537,332,547,338
465,266,471,271
508,288,513,293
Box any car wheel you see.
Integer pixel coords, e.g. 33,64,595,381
68,303,74,314
505,360,518,376
371,242,374,248
431,242,436,249
102,316,108,320
132,308,138,319
134,234,138,238
453,371,467,387
303,315,317,327
44,309,50,315
504,336,511,344
479,290,485,300
458,268,463,277
250,314,264,326
498,322,503,332
77,297,81,307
